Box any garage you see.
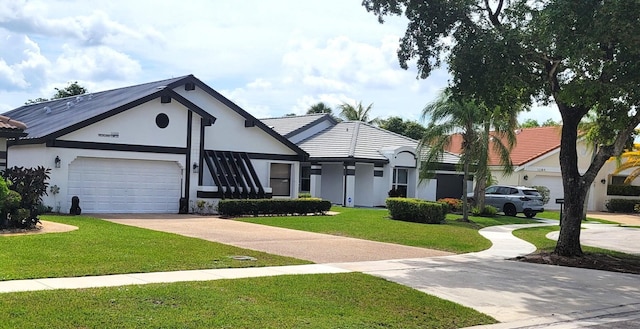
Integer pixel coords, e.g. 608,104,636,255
529,174,563,210
68,157,183,213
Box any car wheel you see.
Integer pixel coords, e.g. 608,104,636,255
524,210,536,218
504,204,517,217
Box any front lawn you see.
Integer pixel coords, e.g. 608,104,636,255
0,273,496,328
0,215,308,281
238,207,534,253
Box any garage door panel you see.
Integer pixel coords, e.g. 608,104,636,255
68,157,182,213
529,175,563,210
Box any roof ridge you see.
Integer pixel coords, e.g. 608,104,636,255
358,121,420,142
348,121,361,157
260,113,328,120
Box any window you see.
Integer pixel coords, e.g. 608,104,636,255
270,163,291,196
300,165,310,192
392,168,409,197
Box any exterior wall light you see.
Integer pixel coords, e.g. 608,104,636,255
601,178,607,184
192,162,199,173
523,175,528,180
54,156,61,168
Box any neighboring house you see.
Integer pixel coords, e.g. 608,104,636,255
0,116,28,171
262,114,465,207
446,126,615,211
2,75,306,213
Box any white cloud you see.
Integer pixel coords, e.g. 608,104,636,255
0,33,50,90
0,2,163,47
53,45,141,81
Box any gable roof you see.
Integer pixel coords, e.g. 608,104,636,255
2,75,306,158
445,126,563,166
262,114,336,138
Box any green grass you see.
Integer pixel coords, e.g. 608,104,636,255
0,215,308,281
0,273,496,328
238,207,534,253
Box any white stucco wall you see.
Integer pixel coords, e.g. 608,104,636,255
321,163,344,204
60,99,189,147
176,87,296,156
354,163,374,207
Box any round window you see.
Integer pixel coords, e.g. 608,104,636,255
156,113,169,128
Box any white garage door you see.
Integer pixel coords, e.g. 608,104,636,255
529,175,564,210
530,174,598,211
68,157,182,213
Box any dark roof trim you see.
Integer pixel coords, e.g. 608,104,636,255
283,114,337,138
181,75,308,159
45,139,188,154
0,129,28,138
308,157,390,165
161,89,217,124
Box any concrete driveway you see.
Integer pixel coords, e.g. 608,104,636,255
98,214,452,263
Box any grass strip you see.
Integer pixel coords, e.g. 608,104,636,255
239,207,535,253
0,273,496,329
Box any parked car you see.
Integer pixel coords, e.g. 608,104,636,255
467,185,544,218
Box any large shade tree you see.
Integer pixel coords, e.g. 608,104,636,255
363,0,640,257
378,116,427,140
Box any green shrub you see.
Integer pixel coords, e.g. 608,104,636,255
607,185,640,196
218,199,332,217
386,198,445,224
298,193,312,199
605,199,640,213
471,205,498,217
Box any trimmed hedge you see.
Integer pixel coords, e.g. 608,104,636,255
605,198,640,213
218,199,331,217
607,185,640,196
386,197,445,224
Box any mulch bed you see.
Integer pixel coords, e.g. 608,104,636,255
514,252,640,275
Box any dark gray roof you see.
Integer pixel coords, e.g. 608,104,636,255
2,75,307,158
298,121,420,163
261,114,336,137
3,76,190,141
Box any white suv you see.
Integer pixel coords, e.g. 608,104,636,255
468,185,545,218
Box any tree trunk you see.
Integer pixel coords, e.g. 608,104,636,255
554,114,586,256
474,176,486,209
461,157,470,222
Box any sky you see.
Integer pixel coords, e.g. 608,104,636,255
0,0,561,124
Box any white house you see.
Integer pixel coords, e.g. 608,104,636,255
2,75,307,213
262,114,465,207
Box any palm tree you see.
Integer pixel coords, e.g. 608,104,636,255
338,101,378,124
307,102,333,115
419,91,518,221
472,107,518,211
